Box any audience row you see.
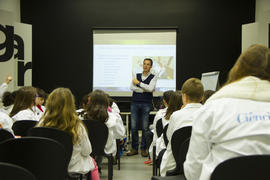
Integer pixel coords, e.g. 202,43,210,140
0,83,125,179
149,44,270,180
1,44,270,180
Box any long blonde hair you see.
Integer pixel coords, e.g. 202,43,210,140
38,88,83,144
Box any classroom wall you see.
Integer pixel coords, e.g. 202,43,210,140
0,0,32,95
0,0,20,22
19,0,255,103
256,0,270,47
0,0,20,90
242,0,270,51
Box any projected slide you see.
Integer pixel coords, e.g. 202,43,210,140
93,30,177,96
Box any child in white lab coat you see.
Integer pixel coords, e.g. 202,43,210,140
184,44,270,180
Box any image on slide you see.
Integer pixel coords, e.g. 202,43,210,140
132,56,174,80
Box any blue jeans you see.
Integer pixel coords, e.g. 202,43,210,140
130,102,152,150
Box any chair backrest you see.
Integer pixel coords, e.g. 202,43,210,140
12,120,37,136
0,162,37,180
163,124,169,147
82,120,109,156
0,128,14,143
178,137,190,174
156,118,163,138
0,137,66,180
170,126,192,173
210,155,270,180
28,127,73,171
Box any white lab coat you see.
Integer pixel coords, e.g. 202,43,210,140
12,108,39,122
149,107,167,159
0,105,13,115
160,103,202,176
76,108,85,120
33,105,46,120
110,102,125,139
111,102,120,114
155,117,170,157
105,112,125,155
184,76,270,180
152,108,168,134
0,111,14,134
0,83,8,101
68,123,95,174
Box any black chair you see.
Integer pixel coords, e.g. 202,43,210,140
166,126,191,176
12,120,37,136
152,137,190,180
0,162,37,180
153,119,164,176
177,138,190,175
156,118,163,138
152,126,192,180
153,123,169,176
211,155,270,180
163,124,169,147
83,119,113,180
28,127,73,177
0,137,66,180
0,128,14,142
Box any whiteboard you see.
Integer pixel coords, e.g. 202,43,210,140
201,71,219,91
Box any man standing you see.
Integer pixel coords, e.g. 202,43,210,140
128,58,158,157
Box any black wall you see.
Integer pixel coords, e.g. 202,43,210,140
21,0,255,104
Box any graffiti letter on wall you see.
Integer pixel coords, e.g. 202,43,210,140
18,61,32,86
0,25,14,62
14,34,24,60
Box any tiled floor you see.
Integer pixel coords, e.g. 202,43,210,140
100,153,153,180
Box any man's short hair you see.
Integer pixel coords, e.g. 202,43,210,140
181,78,204,102
144,58,153,66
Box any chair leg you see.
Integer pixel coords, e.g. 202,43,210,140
87,171,92,180
107,155,113,180
117,155,120,170
116,139,120,170
153,146,156,176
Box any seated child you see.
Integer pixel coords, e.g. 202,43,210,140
37,88,95,175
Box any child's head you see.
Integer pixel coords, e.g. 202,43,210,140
181,78,204,105
2,91,16,107
201,90,215,104
85,90,109,123
35,88,47,106
226,44,270,84
162,90,174,107
79,94,89,109
10,86,37,117
40,88,82,144
45,88,76,116
165,91,182,120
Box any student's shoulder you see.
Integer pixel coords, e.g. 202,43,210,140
0,111,10,119
157,107,167,114
170,109,183,118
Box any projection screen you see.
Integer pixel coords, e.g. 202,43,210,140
93,29,177,96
